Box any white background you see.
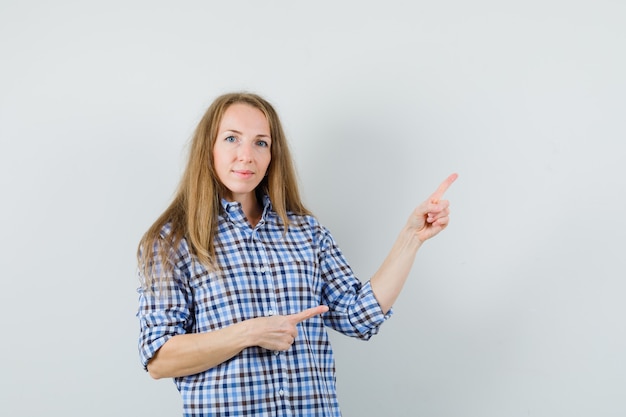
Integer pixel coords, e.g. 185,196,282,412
1,1,625,416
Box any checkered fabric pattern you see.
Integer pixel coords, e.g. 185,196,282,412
137,195,391,416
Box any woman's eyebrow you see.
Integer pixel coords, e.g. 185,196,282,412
222,129,270,139
222,128,268,134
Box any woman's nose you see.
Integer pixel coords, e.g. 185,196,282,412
237,142,253,162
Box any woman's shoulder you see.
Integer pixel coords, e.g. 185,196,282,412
283,211,336,241
284,210,321,227
150,222,191,255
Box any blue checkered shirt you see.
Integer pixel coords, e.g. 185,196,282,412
137,195,392,416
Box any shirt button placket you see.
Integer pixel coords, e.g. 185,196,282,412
254,227,288,412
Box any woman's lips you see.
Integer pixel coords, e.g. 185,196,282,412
233,169,254,179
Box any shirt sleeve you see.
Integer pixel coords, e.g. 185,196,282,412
136,238,194,371
317,226,392,340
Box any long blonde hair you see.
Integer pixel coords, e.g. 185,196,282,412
137,92,311,290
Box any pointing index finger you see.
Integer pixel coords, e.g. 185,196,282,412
430,173,458,203
290,306,329,324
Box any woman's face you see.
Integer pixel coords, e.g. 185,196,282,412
213,103,272,202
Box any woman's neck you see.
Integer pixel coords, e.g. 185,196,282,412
226,192,262,227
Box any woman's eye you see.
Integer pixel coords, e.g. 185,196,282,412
256,140,269,148
225,136,237,143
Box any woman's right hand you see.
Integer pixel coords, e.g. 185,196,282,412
247,305,329,351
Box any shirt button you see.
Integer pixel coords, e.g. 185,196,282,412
267,309,274,316
274,350,280,355
258,266,266,274
278,389,284,397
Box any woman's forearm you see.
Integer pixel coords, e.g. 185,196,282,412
147,321,251,379
369,225,423,314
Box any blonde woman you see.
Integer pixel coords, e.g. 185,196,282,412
136,92,457,417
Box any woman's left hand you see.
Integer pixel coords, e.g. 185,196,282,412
408,173,458,242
